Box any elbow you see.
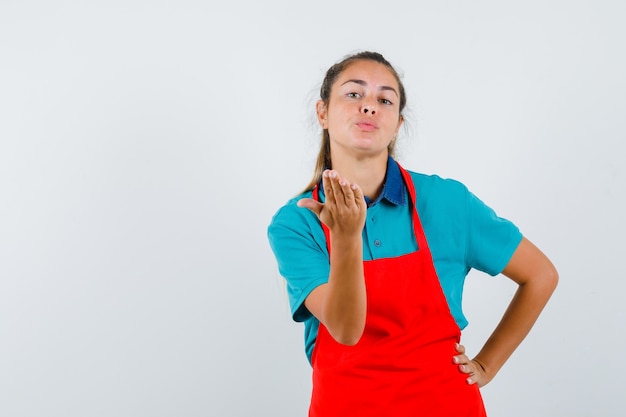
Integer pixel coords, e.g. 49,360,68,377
526,255,560,294
533,263,559,298
328,322,365,346
514,262,559,300
547,265,559,293
333,331,364,347
320,298,367,346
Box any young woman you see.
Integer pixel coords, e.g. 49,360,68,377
267,51,558,416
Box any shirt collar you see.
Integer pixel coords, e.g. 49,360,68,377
371,156,406,206
319,156,407,207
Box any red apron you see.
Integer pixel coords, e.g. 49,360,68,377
309,164,487,417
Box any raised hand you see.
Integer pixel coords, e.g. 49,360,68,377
298,169,368,345
298,170,366,237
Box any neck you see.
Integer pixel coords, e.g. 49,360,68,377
331,152,389,200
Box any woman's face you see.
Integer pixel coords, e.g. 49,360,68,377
317,59,403,159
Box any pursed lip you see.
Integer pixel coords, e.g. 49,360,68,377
355,120,378,131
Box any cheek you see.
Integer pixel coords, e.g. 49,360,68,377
386,113,402,129
326,108,349,128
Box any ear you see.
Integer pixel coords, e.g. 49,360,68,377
395,115,404,136
316,100,328,129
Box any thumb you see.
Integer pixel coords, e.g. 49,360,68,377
297,198,324,217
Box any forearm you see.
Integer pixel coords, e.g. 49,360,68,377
474,270,557,382
299,169,368,345
321,234,366,345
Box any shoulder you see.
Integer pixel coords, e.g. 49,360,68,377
405,170,470,204
267,190,326,255
268,190,317,232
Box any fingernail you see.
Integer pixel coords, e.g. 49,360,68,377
467,378,473,384
350,184,357,190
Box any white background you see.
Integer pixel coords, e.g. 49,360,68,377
1,1,624,416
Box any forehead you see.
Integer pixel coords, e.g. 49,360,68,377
335,59,399,90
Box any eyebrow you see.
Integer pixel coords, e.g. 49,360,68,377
341,79,399,97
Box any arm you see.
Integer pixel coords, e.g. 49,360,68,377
455,236,558,386
297,170,367,346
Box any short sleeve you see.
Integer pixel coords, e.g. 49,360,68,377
465,189,523,276
267,195,330,322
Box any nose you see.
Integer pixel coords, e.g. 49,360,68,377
362,103,376,115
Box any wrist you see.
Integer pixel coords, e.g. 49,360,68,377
472,357,487,374
330,233,363,251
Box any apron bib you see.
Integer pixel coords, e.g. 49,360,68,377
309,165,486,417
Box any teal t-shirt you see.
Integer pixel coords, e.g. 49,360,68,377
267,158,522,364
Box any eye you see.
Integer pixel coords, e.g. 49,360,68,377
347,92,361,99
379,98,393,105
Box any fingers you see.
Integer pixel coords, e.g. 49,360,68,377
326,170,350,207
453,343,488,386
453,343,468,368
327,171,347,206
350,180,365,204
323,170,363,208
297,198,324,216
464,360,487,386
313,170,365,234
453,343,479,385
299,170,361,223
322,170,335,205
